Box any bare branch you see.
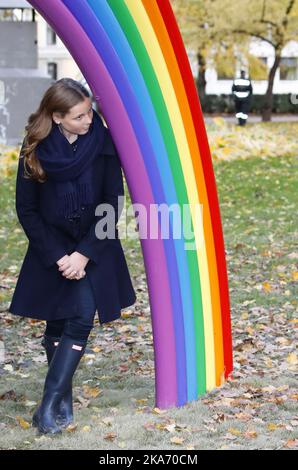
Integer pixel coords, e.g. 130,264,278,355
233,29,276,47
282,0,296,28
260,19,278,28
285,0,296,16
261,0,266,21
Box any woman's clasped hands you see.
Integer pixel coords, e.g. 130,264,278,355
56,252,90,280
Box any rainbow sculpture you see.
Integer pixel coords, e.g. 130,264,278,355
27,0,233,409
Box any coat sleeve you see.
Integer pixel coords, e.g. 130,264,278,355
15,144,67,269
75,130,124,265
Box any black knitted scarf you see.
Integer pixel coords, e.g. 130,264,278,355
35,109,106,217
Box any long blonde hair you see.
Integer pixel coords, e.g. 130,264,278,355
22,78,91,182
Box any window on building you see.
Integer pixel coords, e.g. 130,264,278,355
46,25,56,45
47,62,57,80
280,58,298,80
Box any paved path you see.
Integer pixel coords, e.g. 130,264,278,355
203,114,298,123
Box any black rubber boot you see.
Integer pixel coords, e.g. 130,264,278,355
32,335,75,428
36,335,87,435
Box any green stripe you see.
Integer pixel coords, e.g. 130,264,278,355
107,0,206,394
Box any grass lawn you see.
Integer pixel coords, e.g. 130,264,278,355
0,122,297,450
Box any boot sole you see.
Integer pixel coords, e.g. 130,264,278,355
37,426,62,435
32,411,71,429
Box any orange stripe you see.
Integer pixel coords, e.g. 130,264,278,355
142,0,225,385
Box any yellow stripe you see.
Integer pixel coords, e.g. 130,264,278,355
125,0,216,390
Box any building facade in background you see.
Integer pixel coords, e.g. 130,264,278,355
1,2,297,144
0,2,84,144
187,38,298,97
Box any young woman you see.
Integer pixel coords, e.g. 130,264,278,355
8,78,137,435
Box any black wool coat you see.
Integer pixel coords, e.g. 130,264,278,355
8,128,137,324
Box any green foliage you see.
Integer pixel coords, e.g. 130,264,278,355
248,55,268,80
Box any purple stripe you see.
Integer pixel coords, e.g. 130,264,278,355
28,0,178,408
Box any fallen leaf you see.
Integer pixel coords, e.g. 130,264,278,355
244,430,257,438
82,385,101,398
284,439,298,448
228,428,242,436
152,407,167,415
104,432,117,441
16,416,30,429
82,425,91,432
170,436,185,445
286,353,298,365
102,417,114,426
262,281,272,292
66,423,78,432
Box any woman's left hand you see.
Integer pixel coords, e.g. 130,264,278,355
58,251,90,280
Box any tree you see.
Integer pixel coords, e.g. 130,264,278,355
171,0,232,104
230,0,298,121
170,0,298,121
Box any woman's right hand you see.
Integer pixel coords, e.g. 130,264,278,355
56,255,86,280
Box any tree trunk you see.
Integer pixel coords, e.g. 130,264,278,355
196,51,207,107
262,51,281,122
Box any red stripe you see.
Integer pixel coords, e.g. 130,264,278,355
156,0,233,377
